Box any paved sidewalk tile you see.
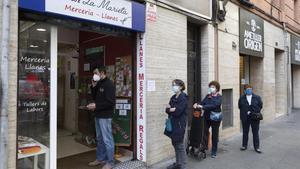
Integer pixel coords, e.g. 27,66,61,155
151,110,300,169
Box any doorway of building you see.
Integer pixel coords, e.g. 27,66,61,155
239,55,263,95
292,64,300,109
56,27,136,169
187,22,201,127
275,49,286,116
17,19,136,169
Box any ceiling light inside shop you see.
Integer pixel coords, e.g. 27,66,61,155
43,40,48,43
30,45,39,48
36,28,47,32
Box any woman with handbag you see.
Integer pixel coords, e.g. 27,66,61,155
193,81,222,158
164,79,188,169
238,84,263,153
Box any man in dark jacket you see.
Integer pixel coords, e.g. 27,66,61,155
87,66,115,169
238,84,263,154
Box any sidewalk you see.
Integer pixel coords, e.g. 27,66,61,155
151,110,300,169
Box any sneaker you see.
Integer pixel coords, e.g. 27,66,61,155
240,146,247,151
102,164,113,169
88,160,105,167
211,153,217,158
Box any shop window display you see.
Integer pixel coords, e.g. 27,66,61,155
17,21,51,169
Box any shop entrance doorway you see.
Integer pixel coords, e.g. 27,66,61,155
56,27,135,169
17,20,136,169
239,55,263,96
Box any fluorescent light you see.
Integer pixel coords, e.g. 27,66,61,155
36,28,47,32
30,45,39,48
43,40,48,43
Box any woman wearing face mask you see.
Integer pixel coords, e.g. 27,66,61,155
238,84,263,154
165,79,188,169
193,81,222,158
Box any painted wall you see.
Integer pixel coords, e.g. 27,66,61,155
217,2,241,137
145,5,187,165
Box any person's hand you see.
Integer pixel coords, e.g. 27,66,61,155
169,108,176,112
86,103,96,111
193,103,198,109
91,80,97,87
166,104,171,109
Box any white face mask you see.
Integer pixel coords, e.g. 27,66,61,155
93,74,101,81
172,85,181,93
208,87,216,94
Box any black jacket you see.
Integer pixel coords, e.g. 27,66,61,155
164,92,188,143
238,94,263,121
91,77,116,118
199,94,222,120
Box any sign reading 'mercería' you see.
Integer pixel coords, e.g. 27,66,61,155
291,35,300,65
239,9,264,57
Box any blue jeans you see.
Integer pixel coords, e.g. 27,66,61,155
95,118,115,165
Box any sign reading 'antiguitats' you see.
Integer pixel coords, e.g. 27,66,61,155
239,9,264,57
291,35,300,65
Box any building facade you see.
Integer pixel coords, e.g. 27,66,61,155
0,0,300,169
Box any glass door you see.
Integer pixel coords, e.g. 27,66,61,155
17,21,57,169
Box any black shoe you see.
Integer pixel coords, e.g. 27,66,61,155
173,164,182,169
240,146,247,151
167,163,177,169
255,148,262,154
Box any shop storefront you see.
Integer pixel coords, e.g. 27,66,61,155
291,34,300,109
17,0,145,169
239,8,264,95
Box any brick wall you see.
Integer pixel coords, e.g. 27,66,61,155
249,0,300,33
145,5,187,166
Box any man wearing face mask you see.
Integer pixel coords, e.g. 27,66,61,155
238,84,263,154
193,81,222,158
87,66,116,169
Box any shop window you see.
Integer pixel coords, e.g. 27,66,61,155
222,89,233,129
17,21,51,169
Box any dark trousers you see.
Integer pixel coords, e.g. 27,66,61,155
204,120,221,155
172,140,187,169
242,118,260,149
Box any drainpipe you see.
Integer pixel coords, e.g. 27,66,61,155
283,22,292,116
0,0,10,169
213,0,219,81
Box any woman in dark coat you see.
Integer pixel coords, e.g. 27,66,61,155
164,79,188,169
193,81,222,158
239,84,263,153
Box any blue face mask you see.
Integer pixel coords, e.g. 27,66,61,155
245,89,253,95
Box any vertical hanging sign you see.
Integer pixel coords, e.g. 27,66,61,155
136,33,146,162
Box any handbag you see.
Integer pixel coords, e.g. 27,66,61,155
165,117,172,132
250,112,263,121
210,111,223,121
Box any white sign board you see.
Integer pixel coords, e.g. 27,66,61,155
136,33,146,162
146,3,157,22
45,0,132,29
147,80,156,92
